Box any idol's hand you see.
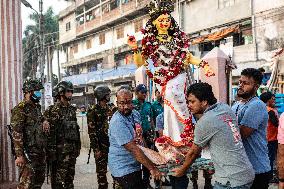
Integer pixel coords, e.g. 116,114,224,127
200,61,215,77
127,35,138,50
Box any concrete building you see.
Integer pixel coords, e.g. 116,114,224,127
58,0,151,106
173,0,284,86
58,0,284,105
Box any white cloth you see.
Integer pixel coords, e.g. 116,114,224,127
162,73,190,142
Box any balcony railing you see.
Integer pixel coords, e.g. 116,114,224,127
75,0,150,36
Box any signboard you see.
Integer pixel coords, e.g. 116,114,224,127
44,82,53,110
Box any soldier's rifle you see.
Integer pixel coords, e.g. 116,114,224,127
87,147,92,164
5,125,35,174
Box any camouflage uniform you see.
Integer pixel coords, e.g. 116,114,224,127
44,81,81,189
87,86,114,189
43,85,59,189
11,79,47,189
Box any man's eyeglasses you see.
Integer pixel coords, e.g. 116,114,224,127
117,101,133,106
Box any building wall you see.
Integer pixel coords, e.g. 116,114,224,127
175,0,251,34
233,3,284,76
70,17,147,61
254,0,284,13
59,12,76,45
255,6,284,60
0,0,22,182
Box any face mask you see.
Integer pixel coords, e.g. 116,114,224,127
31,91,42,102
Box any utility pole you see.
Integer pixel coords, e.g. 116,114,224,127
57,45,61,81
39,0,45,110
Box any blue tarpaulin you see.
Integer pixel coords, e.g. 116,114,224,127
63,64,137,86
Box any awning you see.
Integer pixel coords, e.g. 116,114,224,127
62,64,137,86
191,25,240,45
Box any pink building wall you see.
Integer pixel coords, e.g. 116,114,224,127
0,0,22,182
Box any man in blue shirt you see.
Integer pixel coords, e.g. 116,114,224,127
108,88,162,189
132,84,155,187
232,68,271,189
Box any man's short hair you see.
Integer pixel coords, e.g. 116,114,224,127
258,67,265,73
116,88,132,97
187,82,217,105
241,68,263,85
260,91,275,103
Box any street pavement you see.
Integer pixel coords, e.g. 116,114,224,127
40,148,279,189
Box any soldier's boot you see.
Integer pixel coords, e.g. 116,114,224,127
97,163,108,189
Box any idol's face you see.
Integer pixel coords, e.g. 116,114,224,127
153,13,171,32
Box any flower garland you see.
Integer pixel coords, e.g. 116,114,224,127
141,15,190,86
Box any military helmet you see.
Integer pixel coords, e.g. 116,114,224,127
94,85,111,101
22,78,43,93
57,81,74,94
52,85,59,98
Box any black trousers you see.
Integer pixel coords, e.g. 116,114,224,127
112,171,145,189
169,175,189,189
250,172,270,189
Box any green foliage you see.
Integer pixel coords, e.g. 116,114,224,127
23,7,59,79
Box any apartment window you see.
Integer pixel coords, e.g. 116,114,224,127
76,15,84,26
218,0,235,9
122,0,133,5
134,20,143,33
99,33,106,45
70,47,74,59
86,39,92,49
73,44,78,53
66,22,71,31
110,0,120,10
116,27,124,39
102,3,110,14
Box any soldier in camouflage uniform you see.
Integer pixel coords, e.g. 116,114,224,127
44,81,81,189
11,78,49,189
43,85,60,189
87,85,114,189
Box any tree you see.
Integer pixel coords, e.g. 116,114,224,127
22,7,59,80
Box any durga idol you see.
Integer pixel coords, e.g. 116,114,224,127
128,0,214,147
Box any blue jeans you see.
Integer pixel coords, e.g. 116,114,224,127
267,140,278,172
214,181,252,189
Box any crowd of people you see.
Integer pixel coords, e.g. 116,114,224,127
10,67,284,189
102,67,284,189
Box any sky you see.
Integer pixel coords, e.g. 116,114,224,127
21,0,71,33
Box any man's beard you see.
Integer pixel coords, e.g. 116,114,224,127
63,95,72,101
237,89,255,99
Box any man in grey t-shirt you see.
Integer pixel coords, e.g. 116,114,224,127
173,83,255,188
